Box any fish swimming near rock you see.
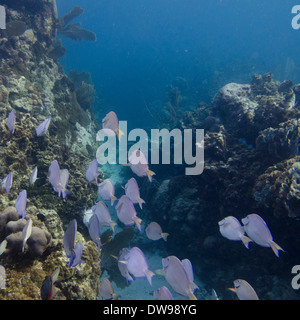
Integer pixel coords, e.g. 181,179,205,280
118,246,155,285
117,248,134,283
92,201,117,232
6,110,15,134
85,159,100,183
98,178,117,206
181,258,199,292
145,222,169,241
125,177,145,209
229,279,259,300
82,207,93,227
70,242,84,267
161,255,197,300
241,213,284,257
1,172,13,196
48,160,71,199
102,111,124,141
153,286,174,300
40,268,60,300
29,166,38,185
218,216,252,249
99,278,119,300
88,213,102,253
128,149,155,182
36,117,51,137
115,195,142,231
22,218,32,253
15,190,27,220
0,240,7,256
63,219,84,267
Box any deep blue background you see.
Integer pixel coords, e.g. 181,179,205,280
56,0,300,127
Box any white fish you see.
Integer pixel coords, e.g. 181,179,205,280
115,195,142,231
145,222,168,241
153,286,174,300
98,179,117,206
218,216,252,249
29,166,38,185
241,213,284,257
117,248,134,283
181,258,199,292
161,255,197,300
119,247,154,285
128,149,155,182
229,279,259,300
82,208,93,227
0,240,7,256
99,278,119,300
125,177,145,209
22,219,32,253
92,201,117,232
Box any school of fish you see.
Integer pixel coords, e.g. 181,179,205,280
1,109,285,300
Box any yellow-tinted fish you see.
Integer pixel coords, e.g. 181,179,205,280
229,279,259,300
145,222,169,241
99,278,119,300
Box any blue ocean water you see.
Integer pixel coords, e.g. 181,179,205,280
54,1,300,300
57,0,300,129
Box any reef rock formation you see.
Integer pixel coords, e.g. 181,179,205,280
0,0,101,300
143,73,300,300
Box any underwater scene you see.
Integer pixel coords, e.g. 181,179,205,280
0,0,300,301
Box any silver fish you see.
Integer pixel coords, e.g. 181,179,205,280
1,172,13,195
22,218,32,252
218,216,252,249
92,201,117,232
15,190,27,220
36,117,51,137
145,222,169,241
242,213,284,257
229,279,259,300
161,255,197,300
6,110,15,133
29,166,38,185
153,286,174,300
115,195,142,231
125,177,145,209
119,247,154,285
99,278,119,300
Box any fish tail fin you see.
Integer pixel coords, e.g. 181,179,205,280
270,240,284,257
155,269,164,275
146,169,155,182
241,235,252,249
62,190,71,199
161,232,169,242
192,282,199,292
188,290,198,300
112,293,120,300
110,220,117,232
117,128,124,141
145,269,155,286
134,217,142,232
138,197,145,209
111,194,117,206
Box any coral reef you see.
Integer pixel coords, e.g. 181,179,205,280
0,0,101,299
142,73,300,300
